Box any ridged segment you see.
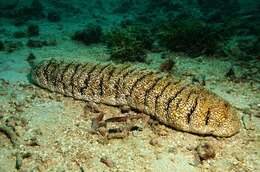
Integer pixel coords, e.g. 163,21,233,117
130,73,160,111
156,83,186,125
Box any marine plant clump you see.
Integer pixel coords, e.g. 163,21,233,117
0,40,4,51
72,24,103,45
197,0,240,22
110,43,147,62
113,0,134,14
11,0,44,25
27,24,39,37
47,11,61,22
104,25,153,62
158,19,220,57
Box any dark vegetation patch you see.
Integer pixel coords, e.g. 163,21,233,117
2,40,23,53
0,0,258,61
72,24,103,45
104,0,259,60
113,0,134,14
27,39,56,48
47,11,61,22
0,41,4,51
27,24,39,37
104,25,154,62
157,19,221,57
11,0,44,26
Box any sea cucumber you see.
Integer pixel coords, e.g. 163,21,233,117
31,59,241,137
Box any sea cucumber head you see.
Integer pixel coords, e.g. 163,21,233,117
30,60,48,87
206,95,241,137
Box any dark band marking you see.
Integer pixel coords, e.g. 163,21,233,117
144,76,163,109
47,62,57,84
113,65,131,80
43,60,53,84
106,66,116,82
61,62,74,91
118,65,132,74
71,63,81,95
77,63,91,83
129,72,154,97
98,64,112,96
52,61,65,87
122,67,137,79
99,77,104,96
155,82,171,114
121,68,147,92
175,89,193,113
205,110,211,125
51,61,62,87
115,67,137,99
48,61,61,85
187,96,199,124
79,64,99,95
165,86,187,121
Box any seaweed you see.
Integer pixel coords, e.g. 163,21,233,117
72,24,103,45
27,24,39,37
13,31,27,38
147,0,183,12
0,40,4,51
158,19,221,57
104,25,153,62
113,0,134,14
27,39,56,48
110,43,146,62
197,0,240,22
11,0,44,25
47,11,61,22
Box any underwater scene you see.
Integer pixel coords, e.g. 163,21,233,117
0,0,259,171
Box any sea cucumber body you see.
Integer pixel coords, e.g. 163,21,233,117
31,60,241,137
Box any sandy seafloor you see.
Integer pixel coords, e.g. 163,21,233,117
0,14,260,172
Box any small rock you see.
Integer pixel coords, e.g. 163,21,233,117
195,143,215,161
149,138,161,146
160,58,175,72
100,156,114,168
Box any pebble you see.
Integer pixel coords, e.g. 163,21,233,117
100,156,114,168
195,143,215,161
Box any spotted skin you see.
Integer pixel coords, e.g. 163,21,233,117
31,60,241,137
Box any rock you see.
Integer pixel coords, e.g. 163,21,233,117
195,143,216,161
100,156,115,168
